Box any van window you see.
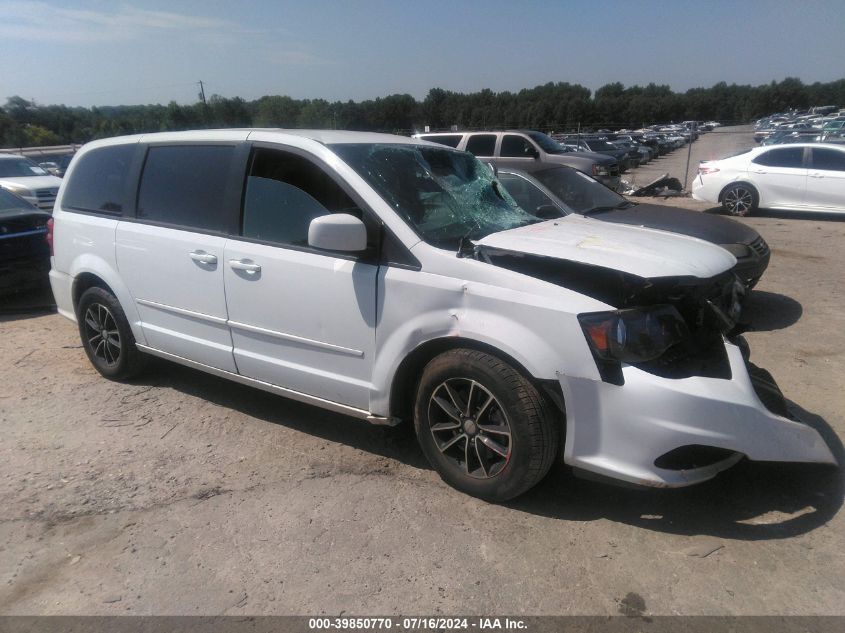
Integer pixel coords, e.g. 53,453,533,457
137,145,235,232
241,148,363,247
62,144,135,215
419,135,462,148
465,134,497,156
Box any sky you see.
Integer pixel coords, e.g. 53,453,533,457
1,0,844,108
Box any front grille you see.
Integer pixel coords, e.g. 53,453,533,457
749,236,769,257
34,188,58,209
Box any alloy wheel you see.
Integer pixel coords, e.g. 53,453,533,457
427,378,512,479
83,303,121,367
724,186,754,215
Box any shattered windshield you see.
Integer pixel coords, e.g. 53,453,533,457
533,167,627,213
331,143,540,248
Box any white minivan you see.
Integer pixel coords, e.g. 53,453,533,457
49,130,835,500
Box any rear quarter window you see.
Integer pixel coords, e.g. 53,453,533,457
61,144,136,215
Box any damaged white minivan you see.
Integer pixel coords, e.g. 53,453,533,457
49,130,836,501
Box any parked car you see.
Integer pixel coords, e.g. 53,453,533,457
0,154,63,209
50,130,834,500
693,144,845,215
495,166,770,288
559,136,632,172
412,130,621,191
0,187,51,295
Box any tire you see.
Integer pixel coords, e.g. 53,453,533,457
77,286,146,380
413,349,560,501
722,183,759,217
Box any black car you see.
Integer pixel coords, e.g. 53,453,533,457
496,165,770,288
0,187,52,295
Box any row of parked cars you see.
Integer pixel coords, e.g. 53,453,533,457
753,106,845,145
8,124,830,504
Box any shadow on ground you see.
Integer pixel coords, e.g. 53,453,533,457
745,290,803,331
132,357,842,542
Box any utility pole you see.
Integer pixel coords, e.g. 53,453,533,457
197,80,207,106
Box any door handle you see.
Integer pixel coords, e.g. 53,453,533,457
750,169,767,174
189,250,218,265
228,259,261,273
809,172,825,178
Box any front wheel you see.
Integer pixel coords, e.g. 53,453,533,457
414,349,560,501
77,286,146,380
722,183,758,216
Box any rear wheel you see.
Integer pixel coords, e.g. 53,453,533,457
722,183,758,216
77,286,146,380
414,349,559,501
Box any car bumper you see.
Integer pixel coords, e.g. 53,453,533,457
0,255,50,294
690,174,723,204
558,340,836,488
49,266,76,321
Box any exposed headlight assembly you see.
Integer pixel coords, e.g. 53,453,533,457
578,305,689,365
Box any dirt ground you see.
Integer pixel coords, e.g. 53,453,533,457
1,128,844,616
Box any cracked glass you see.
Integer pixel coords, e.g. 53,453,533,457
331,143,539,248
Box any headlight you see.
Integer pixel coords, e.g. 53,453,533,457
592,164,610,176
578,305,689,364
719,243,751,258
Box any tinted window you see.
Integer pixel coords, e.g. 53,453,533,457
419,135,462,148
62,145,135,215
753,147,805,168
811,148,845,171
242,148,362,247
137,145,235,232
465,134,497,156
498,174,559,216
0,187,34,210
501,135,535,158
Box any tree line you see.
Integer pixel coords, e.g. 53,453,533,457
2,77,844,149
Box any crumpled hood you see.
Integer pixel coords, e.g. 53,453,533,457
475,214,736,279
0,175,62,192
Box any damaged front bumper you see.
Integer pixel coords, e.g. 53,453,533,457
558,339,837,487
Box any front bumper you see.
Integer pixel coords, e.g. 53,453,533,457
558,340,836,487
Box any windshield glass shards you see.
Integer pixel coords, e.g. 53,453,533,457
533,167,628,213
331,143,540,248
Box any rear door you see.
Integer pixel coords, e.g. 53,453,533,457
748,146,807,208
222,144,379,409
115,143,245,372
806,147,845,211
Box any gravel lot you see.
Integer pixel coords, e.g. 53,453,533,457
1,128,844,616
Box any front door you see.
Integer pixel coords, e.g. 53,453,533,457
223,146,378,410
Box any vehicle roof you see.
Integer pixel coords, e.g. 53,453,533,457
80,129,430,150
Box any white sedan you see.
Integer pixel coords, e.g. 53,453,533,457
692,143,845,216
